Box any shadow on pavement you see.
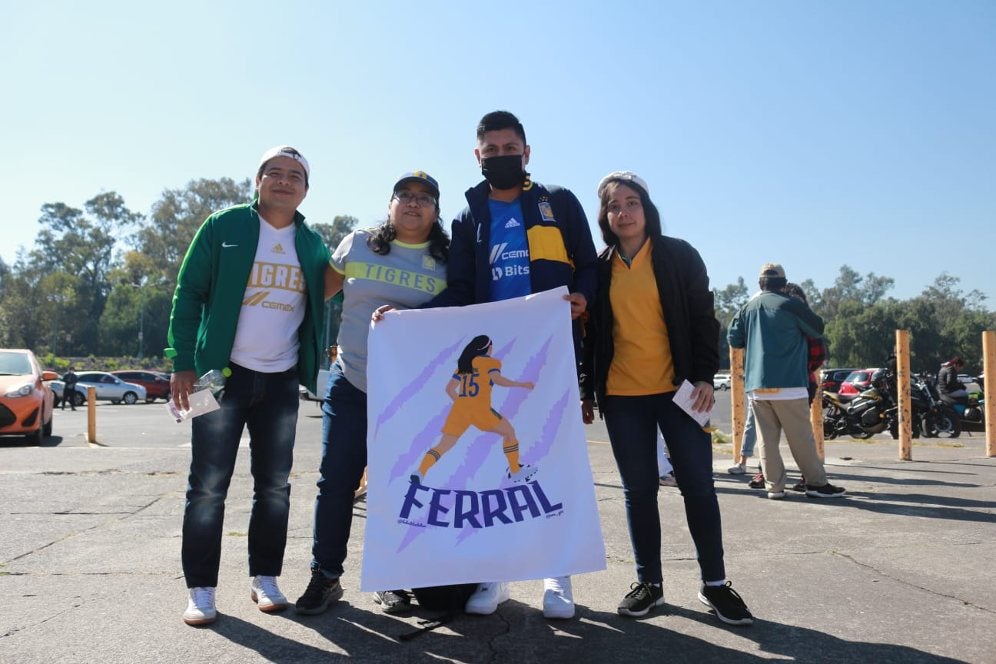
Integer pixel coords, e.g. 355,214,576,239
668,604,965,663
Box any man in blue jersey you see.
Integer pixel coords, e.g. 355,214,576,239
430,110,598,620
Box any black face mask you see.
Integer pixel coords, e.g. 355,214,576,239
481,155,527,190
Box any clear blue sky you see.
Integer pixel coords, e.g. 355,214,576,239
5,1,995,302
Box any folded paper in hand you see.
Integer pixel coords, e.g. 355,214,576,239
673,380,712,427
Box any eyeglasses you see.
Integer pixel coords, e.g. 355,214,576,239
393,191,437,207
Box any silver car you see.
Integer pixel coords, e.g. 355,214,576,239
50,371,148,406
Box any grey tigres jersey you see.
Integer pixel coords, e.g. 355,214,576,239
331,228,446,393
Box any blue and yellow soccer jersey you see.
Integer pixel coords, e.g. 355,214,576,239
441,356,504,436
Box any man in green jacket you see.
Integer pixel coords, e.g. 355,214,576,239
166,146,331,626
728,263,845,501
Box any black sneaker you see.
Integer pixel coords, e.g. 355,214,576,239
698,582,753,626
617,582,665,617
295,570,343,615
748,471,765,489
373,589,412,614
805,483,846,498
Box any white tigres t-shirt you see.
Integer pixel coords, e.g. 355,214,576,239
230,218,307,372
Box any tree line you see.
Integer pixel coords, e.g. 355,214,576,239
0,178,356,367
713,268,995,375
1,177,993,375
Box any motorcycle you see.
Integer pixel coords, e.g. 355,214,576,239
951,394,986,433
922,374,985,437
911,374,961,439
823,370,898,440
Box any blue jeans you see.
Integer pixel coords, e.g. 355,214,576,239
741,401,757,459
310,364,368,578
181,363,300,588
603,392,726,584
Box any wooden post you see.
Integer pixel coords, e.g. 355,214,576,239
86,386,97,444
984,330,995,458
896,330,912,461
811,384,824,460
730,347,745,462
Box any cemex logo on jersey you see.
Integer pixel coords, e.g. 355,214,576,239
489,242,530,281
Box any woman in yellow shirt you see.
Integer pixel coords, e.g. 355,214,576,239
580,171,752,626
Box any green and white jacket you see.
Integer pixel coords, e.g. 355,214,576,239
165,200,330,393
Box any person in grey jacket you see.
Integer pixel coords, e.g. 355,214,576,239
728,263,845,500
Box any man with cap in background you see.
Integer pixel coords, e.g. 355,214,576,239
727,263,845,501
167,146,332,626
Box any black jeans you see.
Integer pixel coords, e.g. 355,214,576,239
602,392,726,584
181,363,300,588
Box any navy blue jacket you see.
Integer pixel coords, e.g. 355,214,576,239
426,179,598,359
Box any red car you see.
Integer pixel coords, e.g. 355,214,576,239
110,370,172,403
837,368,883,399
0,349,58,444
821,368,858,394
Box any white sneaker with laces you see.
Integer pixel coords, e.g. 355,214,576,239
543,575,575,619
465,581,511,615
183,587,217,626
251,575,289,612
507,464,538,483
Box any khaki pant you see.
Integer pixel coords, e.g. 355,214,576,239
752,398,827,492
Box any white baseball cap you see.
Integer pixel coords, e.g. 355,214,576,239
597,171,650,198
257,145,310,182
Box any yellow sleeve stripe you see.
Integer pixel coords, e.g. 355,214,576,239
526,225,570,266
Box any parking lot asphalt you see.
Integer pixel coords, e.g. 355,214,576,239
1,399,994,663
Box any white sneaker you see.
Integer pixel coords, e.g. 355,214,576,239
465,581,511,615
507,464,538,483
183,587,217,626
543,576,575,619
250,575,289,613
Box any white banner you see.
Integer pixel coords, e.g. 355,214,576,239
360,287,606,591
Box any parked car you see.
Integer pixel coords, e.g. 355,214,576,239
957,374,982,394
837,368,883,399
713,372,731,390
821,368,858,394
0,349,57,444
111,370,171,403
50,371,147,406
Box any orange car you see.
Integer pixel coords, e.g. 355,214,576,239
0,349,57,444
